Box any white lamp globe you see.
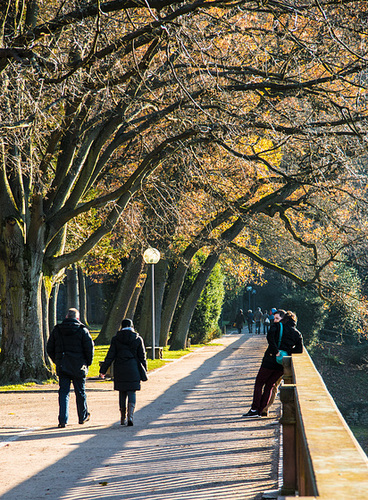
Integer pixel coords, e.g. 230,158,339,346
143,248,160,264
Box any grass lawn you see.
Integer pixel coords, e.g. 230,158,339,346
88,327,203,377
88,344,200,378
0,334,204,391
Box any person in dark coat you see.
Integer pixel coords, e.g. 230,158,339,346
243,310,303,418
47,308,94,428
234,309,245,334
253,307,263,334
246,309,254,333
99,318,147,426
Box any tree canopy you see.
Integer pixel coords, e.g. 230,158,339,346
1,0,368,381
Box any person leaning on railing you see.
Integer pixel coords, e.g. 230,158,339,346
242,310,303,418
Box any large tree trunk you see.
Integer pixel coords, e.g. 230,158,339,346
95,254,145,345
126,280,145,321
67,264,79,310
138,266,152,345
0,219,51,383
49,283,59,332
41,280,52,370
155,259,169,346
154,258,170,346
169,216,248,350
138,259,168,347
159,247,198,345
169,252,220,350
78,266,88,326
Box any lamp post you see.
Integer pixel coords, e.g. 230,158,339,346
252,289,256,311
143,247,160,360
246,286,252,310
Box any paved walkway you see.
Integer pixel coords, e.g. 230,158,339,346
0,333,281,499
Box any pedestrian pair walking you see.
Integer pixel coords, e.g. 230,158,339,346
47,310,147,428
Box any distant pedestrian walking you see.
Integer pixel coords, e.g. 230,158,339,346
262,310,270,334
47,308,94,428
269,308,277,325
233,309,245,334
99,318,147,426
253,307,262,334
246,309,254,333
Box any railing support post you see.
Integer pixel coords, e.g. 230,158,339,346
280,381,297,496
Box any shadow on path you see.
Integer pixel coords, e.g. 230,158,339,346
1,335,279,500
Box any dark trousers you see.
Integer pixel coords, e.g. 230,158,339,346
119,390,136,409
251,366,283,414
58,374,88,424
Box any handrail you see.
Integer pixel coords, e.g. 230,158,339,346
278,350,368,500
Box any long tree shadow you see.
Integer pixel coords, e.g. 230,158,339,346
1,335,279,500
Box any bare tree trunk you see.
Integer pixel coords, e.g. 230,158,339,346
138,267,152,345
49,283,59,332
169,252,220,350
140,259,169,346
169,216,248,350
138,258,168,347
160,247,198,345
0,260,51,382
126,280,145,322
67,264,79,310
41,280,52,370
156,259,169,346
78,266,88,326
95,254,145,345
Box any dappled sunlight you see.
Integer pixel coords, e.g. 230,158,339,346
0,335,279,499
60,336,278,500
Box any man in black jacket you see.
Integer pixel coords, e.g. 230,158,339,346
47,308,94,428
243,310,303,418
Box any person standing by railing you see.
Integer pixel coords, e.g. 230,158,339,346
242,310,303,418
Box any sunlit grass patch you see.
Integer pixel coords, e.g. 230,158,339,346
0,338,207,390
0,379,57,392
88,344,201,377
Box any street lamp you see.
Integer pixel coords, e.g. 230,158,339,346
143,248,160,360
252,289,256,311
246,286,252,310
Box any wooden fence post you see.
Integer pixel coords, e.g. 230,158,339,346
280,383,297,496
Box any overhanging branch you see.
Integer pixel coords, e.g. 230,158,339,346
229,242,309,287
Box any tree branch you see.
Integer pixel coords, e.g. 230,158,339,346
229,242,309,286
45,129,200,265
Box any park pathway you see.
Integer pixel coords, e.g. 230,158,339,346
0,333,281,499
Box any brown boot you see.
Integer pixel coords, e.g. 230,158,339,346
120,408,126,425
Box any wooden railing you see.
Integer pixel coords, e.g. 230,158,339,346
278,350,368,500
